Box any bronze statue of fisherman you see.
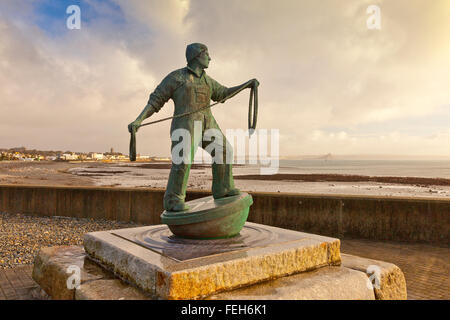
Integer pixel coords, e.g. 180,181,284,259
128,43,259,213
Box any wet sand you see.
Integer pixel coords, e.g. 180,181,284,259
234,173,450,186
0,160,449,198
0,161,95,187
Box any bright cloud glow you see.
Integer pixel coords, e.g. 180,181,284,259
0,0,449,157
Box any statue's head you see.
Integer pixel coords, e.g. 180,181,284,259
186,43,210,69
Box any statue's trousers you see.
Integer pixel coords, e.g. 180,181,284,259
163,115,235,210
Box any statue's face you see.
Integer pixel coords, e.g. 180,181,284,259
196,49,211,69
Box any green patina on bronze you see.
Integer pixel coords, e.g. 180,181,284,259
128,43,258,238
161,193,253,239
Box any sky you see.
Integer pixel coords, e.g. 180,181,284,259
0,0,449,158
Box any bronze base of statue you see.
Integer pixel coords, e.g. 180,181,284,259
160,192,253,239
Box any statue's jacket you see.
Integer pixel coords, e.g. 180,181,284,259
147,66,229,136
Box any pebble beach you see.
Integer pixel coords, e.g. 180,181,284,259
0,212,140,269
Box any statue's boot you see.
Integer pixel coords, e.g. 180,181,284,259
163,164,191,212
205,124,240,200
224,188,241,197
168,202,190,212
213,188,240,199
211,160,240,199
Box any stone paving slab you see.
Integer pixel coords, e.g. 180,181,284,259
0,265,47,300
32,246,115,300
75,279,150,300
207,266,375,300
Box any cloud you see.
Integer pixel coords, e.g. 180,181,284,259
0,8,159,153
0,0,449,156
300,128,450,156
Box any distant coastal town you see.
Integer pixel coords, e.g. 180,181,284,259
0,147,170,162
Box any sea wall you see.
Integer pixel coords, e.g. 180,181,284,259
0,184,448,244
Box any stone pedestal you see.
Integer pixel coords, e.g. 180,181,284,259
83,222,341,299
32,222,407,300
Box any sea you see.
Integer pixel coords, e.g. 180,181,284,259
275,160,450,179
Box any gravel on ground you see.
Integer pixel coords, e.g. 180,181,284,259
0,212,141,269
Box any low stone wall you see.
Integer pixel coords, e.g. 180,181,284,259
0,185,448,244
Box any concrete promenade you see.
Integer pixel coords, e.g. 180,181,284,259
1,239,448,300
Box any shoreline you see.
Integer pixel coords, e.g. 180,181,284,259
0,161,449,198
234,173,450,186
